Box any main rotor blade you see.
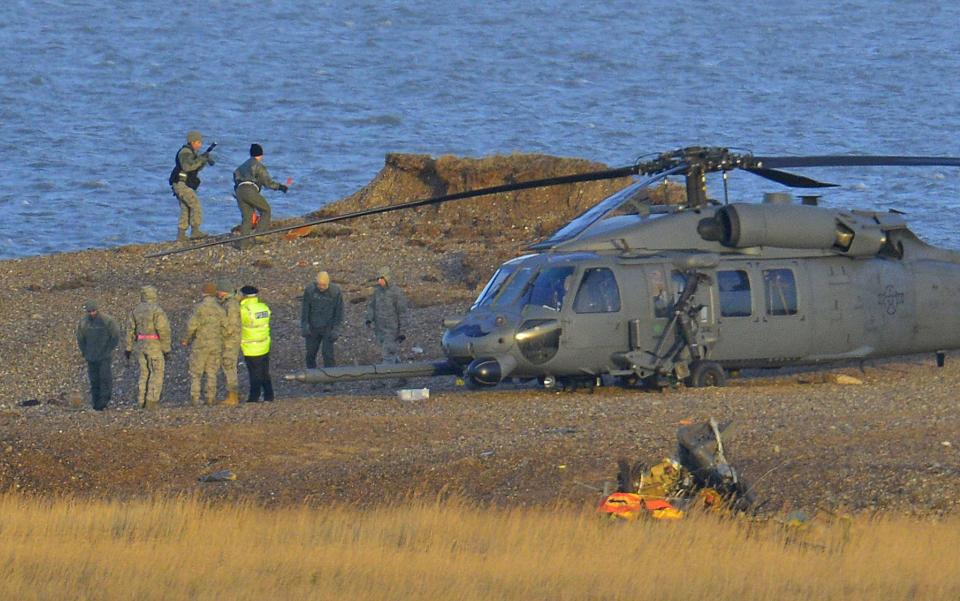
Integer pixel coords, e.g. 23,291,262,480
753,155,960,169
530,166,685,250
744,167,837,188
146,165,640,258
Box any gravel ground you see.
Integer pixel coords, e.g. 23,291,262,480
1,154,957,515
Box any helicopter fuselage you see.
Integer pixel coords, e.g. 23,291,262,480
442,203,960,387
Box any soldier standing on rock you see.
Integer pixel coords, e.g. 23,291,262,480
125,285,171,409
169,130,215,242
181,282,226,406
301,270,344,369
364,266,408,365
233,143,288,249
76,300,120,411
216,278,242,406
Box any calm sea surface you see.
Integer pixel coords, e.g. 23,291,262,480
1,0,958,258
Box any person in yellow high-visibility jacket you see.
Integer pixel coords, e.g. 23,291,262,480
239,285,273,402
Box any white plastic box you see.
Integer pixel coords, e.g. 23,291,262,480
397,388,430,401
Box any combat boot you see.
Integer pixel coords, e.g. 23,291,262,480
222,390,239,406
190,229,208,240
176,229,188,242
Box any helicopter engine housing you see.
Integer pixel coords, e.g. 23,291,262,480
698,203,886,257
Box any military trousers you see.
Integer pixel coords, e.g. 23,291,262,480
304,330,336,369
137,348,165,409
236,185,272,238
244,353,274,402
221,347,240,393
86,359,112,410
172,182,203,231
376,332,401,364
189,346,221,405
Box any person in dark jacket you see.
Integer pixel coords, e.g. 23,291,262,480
232,143,288,249
300,270,344,369
76,300,120,410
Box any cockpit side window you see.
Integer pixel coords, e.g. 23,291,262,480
717,270,752,317
528,266,576,311
573,268,621,313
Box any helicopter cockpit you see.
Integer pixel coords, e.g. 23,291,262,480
443,252,631,386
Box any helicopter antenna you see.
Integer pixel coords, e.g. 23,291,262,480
722,170,729,205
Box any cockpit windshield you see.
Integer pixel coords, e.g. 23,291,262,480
527,266,576,311
494,267,536,308
471,264,518,310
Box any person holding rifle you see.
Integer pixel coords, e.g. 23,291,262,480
169,130,216,242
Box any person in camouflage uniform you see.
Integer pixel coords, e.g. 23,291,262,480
169,130,215,242
232,143,288,249
181,282,226,406
364,266,408,364
216,278,242,406
125,285,171,409
76,299,120,411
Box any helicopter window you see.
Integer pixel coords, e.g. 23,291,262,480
573,268,621,313
495,267,536,308
472,265,517,309
763,269,798,316
717,270,752,317
528,266,576,311
648,268,669,318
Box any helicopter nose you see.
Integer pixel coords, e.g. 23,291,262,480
466,355,518,387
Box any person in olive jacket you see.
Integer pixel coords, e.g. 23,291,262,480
300,270,344,369
76,299,120,411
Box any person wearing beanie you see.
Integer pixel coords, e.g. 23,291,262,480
76,300,120,411
300,270,344,372
239,285,274,402
232,143,289,250
364,266,409,368
168,129,216,242
125,285,172,409
215,278,242,406
181,282,226,406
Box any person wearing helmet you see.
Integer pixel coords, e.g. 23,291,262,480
181,282,226,406
169,130,215,242
216,278,242,406
125,285,172,409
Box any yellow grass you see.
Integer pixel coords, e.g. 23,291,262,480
0,494,958,601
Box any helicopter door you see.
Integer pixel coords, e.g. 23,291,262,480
559,267,627,370
708,261,810,364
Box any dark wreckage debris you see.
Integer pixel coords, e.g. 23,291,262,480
598,418,753,521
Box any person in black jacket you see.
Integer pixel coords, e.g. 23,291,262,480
76,300,120,410
300,271,344,369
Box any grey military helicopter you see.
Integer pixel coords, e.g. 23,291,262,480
151,147,960,390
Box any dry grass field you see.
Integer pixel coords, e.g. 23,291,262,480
1,494,958,601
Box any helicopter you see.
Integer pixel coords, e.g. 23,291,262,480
151,146,960,390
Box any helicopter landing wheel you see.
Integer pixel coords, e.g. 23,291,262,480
686,361,726,388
